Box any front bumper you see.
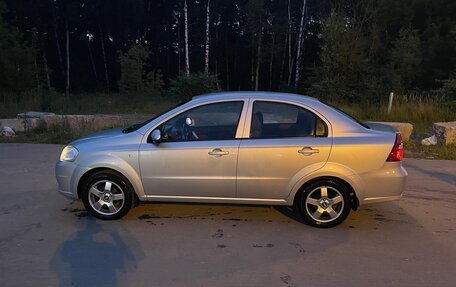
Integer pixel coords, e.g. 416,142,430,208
55,161,90,199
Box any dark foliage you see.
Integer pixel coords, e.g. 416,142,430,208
1,0,456,101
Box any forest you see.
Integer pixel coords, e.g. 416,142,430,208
0,0,456,115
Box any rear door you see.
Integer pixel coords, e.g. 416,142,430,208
236,100,332,199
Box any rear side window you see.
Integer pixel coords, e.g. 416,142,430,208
250,101,327,139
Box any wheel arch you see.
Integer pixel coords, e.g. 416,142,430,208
77,167,141,205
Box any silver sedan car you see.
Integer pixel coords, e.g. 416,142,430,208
56,92,407,228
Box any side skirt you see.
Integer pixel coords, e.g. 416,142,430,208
140,195,291,206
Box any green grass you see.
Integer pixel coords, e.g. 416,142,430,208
405,141,456,160
332,100,455,133
0,92,176,118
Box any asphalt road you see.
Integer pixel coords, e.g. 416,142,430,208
0,143,455,287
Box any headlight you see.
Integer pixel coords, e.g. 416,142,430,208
60,145,79,162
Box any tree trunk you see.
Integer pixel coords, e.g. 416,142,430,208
234,38,239,90
214,16,218,76
288,0,292,83
167,23,171,76
287,56,294,87
204,0,210,74
65,22,70,98
269,33,275,90
225,36,230,90
53,25,63,76
87,40,98,82
34,56,40,92
279,32,288,84
177,13,181,75
99,24,110,93
51,0,64,79
250,33,255,89
184,0,190,77
294,0,307,89
155,26,161,69
215,14,220,89
42,47,51,90
255,28,262,91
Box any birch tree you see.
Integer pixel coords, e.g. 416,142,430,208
86,36,98,82
34,55,40,92
255,29,262,91
204,0,210,74
294,0,306,89
184,0,190,77
286,0,293,87
51,0,64,79
173,10,181,75
65,21,70,98
269,32,275,90
247,0,265,91
42,47,51,90
99,24,110,93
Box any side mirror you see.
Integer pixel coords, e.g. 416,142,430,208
150,129,162,144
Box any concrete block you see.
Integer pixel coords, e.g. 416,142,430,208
433,121,456,145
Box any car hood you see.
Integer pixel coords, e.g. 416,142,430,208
70,128,125,146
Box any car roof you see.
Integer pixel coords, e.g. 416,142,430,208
192,91,321,104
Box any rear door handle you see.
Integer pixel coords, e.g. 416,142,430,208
208,148,229,157
298,147,320,156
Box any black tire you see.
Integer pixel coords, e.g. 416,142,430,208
81,170,134,220
295,179,351,228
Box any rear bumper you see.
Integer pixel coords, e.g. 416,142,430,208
355,162,408,205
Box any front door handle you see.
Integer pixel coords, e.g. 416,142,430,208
298,147,320,156
208,148,229,157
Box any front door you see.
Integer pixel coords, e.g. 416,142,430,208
139,100,246,198
237,100,332,199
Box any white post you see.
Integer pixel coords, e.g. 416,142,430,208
387,92,394,113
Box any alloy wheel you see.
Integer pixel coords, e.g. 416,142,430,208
305,186,344,223
88,180,125,216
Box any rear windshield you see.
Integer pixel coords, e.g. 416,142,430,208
324,103,370,129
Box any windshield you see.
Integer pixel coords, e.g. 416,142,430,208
324,102,370,129
122,99,191,133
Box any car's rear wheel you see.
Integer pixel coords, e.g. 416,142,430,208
81,171,134,220
296,179,351,228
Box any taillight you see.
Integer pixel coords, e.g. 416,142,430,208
386,133,403,162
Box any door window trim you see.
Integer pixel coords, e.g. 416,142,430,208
242,99,330,139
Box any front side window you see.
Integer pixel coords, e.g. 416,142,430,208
159,101,244,142
250,101,327,139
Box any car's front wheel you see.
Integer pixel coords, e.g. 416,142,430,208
296,179,351,228
81,171,134,220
